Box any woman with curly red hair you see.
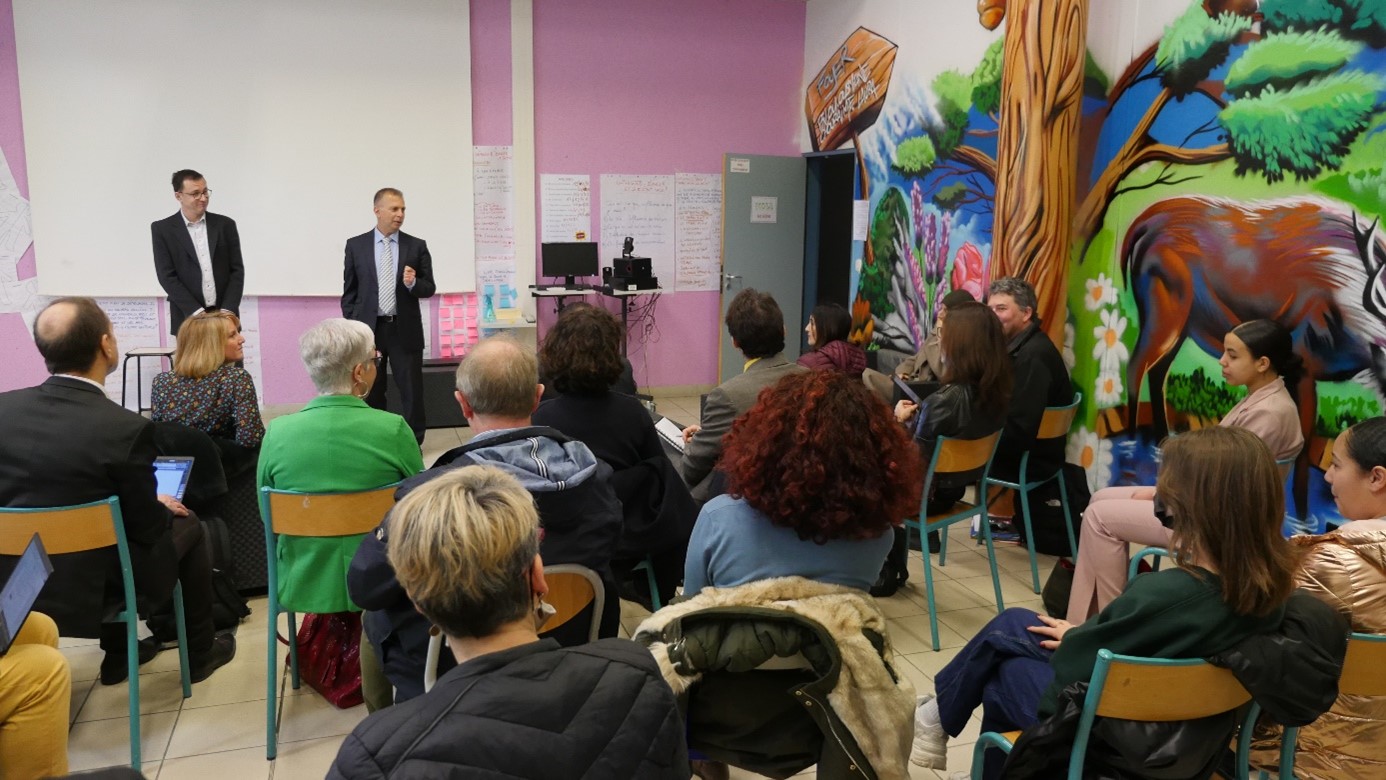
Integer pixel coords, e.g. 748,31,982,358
681,370,921,596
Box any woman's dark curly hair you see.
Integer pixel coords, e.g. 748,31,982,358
539,303,623,395
719,370,922,543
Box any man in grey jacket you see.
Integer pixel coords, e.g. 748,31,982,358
348,336,623,702
680,289,806,502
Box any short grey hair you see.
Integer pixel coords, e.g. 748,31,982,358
299,318,375,395
988,277,1039,317
455,337,538,418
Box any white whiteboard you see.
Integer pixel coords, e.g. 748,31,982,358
15,0,474,297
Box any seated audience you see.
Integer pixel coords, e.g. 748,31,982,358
1250,417,1386,778
683,370,920,596
986,277,1071,480
863,288,974,403
0,612,69,780
911,427,1318,776
329,466,688,780
349,337,623,703
537,303,637,400
532,303,695,605
796,302,865,375
1067,318,1305,622
151,309,264,477
892,300,1012,555
680,288,806,502
257,318,424,711
0,298,233,685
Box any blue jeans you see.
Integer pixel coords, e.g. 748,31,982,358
934,608,1055,737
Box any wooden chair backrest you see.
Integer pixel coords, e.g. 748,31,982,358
539,566,602,640
1340,634,1386,697
264,486,397,538
1037,397,1081,440
0,501,118,554
934,431,1002,475
1094,657,1250,721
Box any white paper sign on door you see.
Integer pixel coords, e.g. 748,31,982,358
750,196,778,224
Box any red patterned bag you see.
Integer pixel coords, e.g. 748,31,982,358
282,612,363,709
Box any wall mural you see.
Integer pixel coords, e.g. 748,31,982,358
1069,0,1386,531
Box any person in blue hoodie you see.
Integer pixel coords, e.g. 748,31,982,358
348,336,623,703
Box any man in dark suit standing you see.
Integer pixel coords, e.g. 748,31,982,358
151,169,245,336
341,188,436,443
0,298,235,685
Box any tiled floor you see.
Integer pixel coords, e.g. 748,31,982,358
61,394,1054,779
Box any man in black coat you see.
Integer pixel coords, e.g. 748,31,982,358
151,169,245,336
348,338,622,703
0,298,235,685
341,187,437,443
987,277,1073,480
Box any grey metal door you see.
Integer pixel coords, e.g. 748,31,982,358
719,153,807,382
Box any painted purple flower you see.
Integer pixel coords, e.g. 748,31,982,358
911,181,925,243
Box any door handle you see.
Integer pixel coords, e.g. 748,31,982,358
723,273,741,290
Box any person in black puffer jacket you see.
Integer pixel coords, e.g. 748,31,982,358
329,465,689,780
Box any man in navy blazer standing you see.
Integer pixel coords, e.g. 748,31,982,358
151,169,245,336
342,188,436,442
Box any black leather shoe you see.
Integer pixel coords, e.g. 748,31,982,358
190,634,237,683
99,637,162,686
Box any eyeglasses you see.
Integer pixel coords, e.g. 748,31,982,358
179,189,211,199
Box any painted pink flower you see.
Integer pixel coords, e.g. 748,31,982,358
950,242,988,300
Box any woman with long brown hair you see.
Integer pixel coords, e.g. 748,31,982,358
911,426,1301,775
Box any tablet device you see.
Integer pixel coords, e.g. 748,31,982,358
153,456,195,501
893,377,935,438
0,534,53,656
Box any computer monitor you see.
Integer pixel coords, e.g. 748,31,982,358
540,242,600,287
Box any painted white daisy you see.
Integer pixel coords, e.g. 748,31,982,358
1062,321,1076,372
1066,425,1114,493
1094,369,1123,408
1092,308,1129,372
1084,273,1118,311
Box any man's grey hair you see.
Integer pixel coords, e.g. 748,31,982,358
299,318,376,395
988,277,1039,316
455,337,538,418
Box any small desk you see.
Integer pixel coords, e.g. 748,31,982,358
596,287,662,357
530,287,597,313
121,346,175,413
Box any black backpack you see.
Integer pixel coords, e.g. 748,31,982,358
202,515,251,630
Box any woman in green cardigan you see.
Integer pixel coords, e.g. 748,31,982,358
257,318,423,615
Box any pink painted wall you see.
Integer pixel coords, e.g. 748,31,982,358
0,0,805,400
531,0,806,388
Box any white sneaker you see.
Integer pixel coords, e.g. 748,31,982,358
910,694,948,769
947,773,970,780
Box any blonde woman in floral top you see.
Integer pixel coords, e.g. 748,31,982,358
152,309,264,474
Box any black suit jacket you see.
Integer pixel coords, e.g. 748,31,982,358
0,377,178,636
341,230,436,350
151,211,245,336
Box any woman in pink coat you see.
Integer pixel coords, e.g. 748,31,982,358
1066,319,1304,622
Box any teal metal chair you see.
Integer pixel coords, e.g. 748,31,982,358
971,650,1252,779
0,497,192,767
632,556,662,610
260,484,398,760
1127,545,1168,581
906,429,1005,651
1241,631,1386,779
984,393,1082,593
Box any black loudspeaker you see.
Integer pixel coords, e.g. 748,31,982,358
613,256,652,278
386,359,468,428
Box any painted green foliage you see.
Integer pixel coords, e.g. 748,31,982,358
863,187,908,317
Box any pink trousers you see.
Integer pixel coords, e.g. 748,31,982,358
1065,486,1172,624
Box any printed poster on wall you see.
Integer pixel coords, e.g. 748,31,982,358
675,173,722,292
96,297,162,409
473,146,515,256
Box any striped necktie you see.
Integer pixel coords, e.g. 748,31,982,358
379,236,396,315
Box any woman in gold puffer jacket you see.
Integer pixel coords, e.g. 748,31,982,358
1254,417,1386,779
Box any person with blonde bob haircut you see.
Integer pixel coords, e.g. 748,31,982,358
151,308,264,474
911,426,1310,775
329,466,689,779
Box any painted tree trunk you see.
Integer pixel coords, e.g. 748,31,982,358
991,0,1088,346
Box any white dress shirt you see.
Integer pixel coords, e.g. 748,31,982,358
185,217,217,306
